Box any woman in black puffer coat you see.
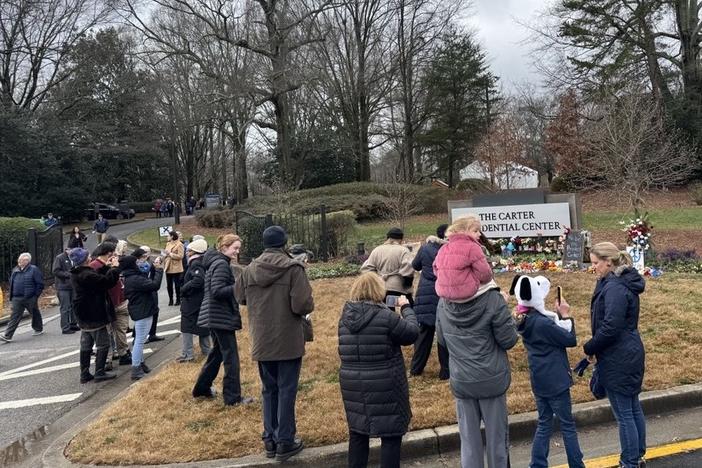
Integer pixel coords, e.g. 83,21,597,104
338,272,419,468
191,234,252,406
409,224,450,379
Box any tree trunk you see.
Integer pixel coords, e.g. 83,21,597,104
675,0,702,131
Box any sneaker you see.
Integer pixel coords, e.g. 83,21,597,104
225,396,255,407
80,372,94,384
176,355,194,363
141,362,151,374
131,366,145,380
0,335,12,343
93,370,117,381
32,330,44,336
118,354,132,366
147,335,165,343
70,325,81,331
62,329,76,335
264,440,277,459
275,438,304,462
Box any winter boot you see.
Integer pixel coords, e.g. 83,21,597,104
93,348,117,381
131,365,145,380
79,350,94,383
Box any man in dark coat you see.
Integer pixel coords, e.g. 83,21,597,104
409,224,450,379
70,247,121,383
52,248,79,334
235,226,314,462
1,253,44,342
177,238,212,362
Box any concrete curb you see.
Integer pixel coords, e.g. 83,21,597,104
38,381,702,467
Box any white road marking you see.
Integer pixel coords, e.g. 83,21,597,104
0,393,82,410
159,316,181,326
0,349,78,377
0,349,153,382
15,314,61,334
126,328,180,344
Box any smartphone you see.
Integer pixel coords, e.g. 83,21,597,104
557,286,563,306
385,296,398,307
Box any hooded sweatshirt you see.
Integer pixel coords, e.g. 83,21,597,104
235,248,314,361
436,288,518,399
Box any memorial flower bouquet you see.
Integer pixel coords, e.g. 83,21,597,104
620,211,653,252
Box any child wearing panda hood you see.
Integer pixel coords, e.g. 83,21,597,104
511,275,585,468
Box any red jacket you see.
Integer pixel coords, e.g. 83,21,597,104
90,259,125,307
433,233,493,301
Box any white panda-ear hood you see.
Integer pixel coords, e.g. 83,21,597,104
509,274,572,332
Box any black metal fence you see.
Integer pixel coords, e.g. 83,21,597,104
1,224,63,285
235,206,331,264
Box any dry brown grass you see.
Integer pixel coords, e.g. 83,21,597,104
66,273,702,465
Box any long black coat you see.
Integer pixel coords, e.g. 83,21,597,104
123,267,163,321
411,236,445,327
71,265,120,330
584,268,645,395
180,256,208,336
338,301,419,437
197,249,241,331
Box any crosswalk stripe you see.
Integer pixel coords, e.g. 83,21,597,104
0,393,82,410
15,314,60,335
0,349,78,378
0,349,153,382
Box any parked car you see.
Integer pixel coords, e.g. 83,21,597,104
84,203,135,220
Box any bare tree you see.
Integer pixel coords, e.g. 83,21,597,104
0,0,114,111
576,91,698,209
382,179,421,231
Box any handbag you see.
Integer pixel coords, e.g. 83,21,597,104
302,314,314,342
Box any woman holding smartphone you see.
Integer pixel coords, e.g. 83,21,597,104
338,272,420,468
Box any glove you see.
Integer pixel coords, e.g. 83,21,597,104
573,357,590,377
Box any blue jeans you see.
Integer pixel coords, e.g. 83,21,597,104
530,390,584,468
132,317,153,368
607,390,646,468
258,358,302,444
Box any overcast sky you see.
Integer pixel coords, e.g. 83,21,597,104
462,0,550,92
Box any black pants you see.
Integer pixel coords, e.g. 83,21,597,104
149,309,159,337
409,324,449,378
4,297,43,338
192,329,242,405
348,431,402,468
166,272,182,303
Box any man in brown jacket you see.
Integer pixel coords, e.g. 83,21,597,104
235,225,314,463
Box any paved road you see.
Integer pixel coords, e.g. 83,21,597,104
412,405,702,467
1,217,187,451
69,215,182,253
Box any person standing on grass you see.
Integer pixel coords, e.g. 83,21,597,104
120,254,164,380
192,234,254,407
163,231,185,306
360,227,415,305
92,213,110,244
177,238,212,362
67,226,87,249
53,248,80,334
70,248,121,383
235,225,314,462
585,242,647,468
338,272,419,468
1,253,44,342
409,223,450,379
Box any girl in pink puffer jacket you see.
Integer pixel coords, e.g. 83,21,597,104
433,215,494,302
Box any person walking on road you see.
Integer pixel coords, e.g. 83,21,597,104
52,248,79,334
1,253,44,342
121,254,164,380
67,226,88,249
70,247,121,383
92,213,109,244
338,272,419,468
584,242,647,468
192,234,253,406
177,238,212,362
235,226,314,462
409,224,450,379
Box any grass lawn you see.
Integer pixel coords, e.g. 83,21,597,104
583,207,701,231
66,272,702,465
127,226,220,252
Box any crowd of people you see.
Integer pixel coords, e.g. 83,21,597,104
0,213,648,468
